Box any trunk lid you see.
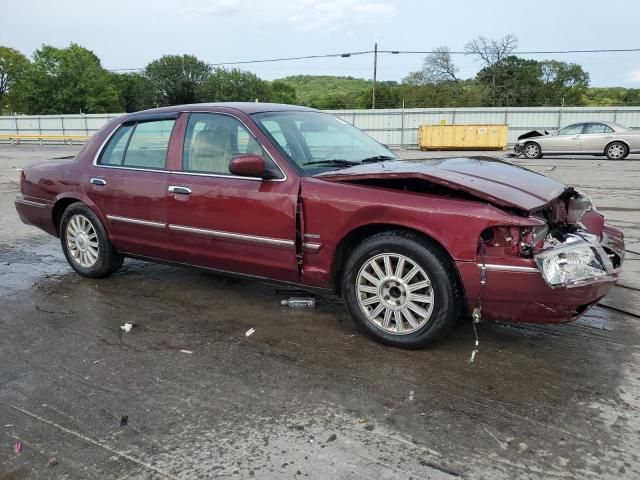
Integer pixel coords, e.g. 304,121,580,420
314,157,567,212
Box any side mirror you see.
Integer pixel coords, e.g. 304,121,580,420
229,154,267,178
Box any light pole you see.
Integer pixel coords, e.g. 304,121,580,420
372,42,378,109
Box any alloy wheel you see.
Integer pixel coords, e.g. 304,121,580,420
66,214,99,268
356,253,434,335
607,144,625,159
524,144,540,158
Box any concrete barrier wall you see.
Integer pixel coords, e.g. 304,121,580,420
2,107,640,147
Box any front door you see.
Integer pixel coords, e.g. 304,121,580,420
85,115,177,259
541,123,584,153
166,112,300,282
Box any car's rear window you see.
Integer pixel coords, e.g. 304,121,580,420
99,119,175,169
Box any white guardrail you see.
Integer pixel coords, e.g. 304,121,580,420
1,107,640,148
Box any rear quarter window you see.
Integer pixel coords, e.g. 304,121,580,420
99,124,134,165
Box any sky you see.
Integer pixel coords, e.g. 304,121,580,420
1,0,640,88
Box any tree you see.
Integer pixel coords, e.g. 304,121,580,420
267,80,297,104
539,60,589,106
477,56,542,106
356,82,401,109
112,72,155,112
0,46,29,112
198,67,270,102
407,46,459,85
465,34,518,105
145,54,210,106
20,43,122,114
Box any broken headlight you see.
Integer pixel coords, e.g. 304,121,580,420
534,237,614,287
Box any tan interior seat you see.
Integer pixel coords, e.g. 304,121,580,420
189,126,233,173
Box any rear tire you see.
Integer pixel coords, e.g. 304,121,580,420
341,231,461,349
60,202,123,278
523,142,542,159
605,142,628,160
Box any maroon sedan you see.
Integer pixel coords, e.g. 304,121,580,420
15,103,625,348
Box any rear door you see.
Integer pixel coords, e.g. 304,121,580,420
166,112,300,282
579,122,614,154
540,123,584,153
86,114,178,259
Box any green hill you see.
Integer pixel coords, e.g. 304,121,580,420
277,75,371,109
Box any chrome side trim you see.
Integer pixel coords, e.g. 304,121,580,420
304,233,321,239
106,215,166,229
92,111,288,183
15,197,47,208
478,263,539,273
169,224,294,248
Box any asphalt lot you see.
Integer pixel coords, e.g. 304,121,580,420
1,145,639,479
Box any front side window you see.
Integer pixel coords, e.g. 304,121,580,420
182,113,280,177
583,123,613,134
558,124,584,136
98,119,175,169
253,111,397,174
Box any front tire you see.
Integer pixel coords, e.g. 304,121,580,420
605,142,628,160
523,142,542,159
60,202,123,278
341,231,461,349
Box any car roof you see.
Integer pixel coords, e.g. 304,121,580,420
130,102,318,116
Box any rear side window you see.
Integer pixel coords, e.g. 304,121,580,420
124,120,175,169
584,123,613,134
98,119,175,169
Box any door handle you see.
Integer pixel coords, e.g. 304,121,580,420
168,185,192,195
90,178,106,186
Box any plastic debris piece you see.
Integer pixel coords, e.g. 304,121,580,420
179,349,193,354
120,323,133,333
281,297,316,308
48,457,58,467
14,441,23,454
120,415,128,427
93,359,104,364
409,390,415,401
245,328,255,337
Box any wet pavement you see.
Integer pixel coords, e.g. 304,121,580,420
1,145,639,479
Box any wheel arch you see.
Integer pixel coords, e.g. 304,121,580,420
331,223,464,300
52,193,108,236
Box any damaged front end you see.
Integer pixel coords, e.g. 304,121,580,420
480,190,624,288
469,190,624,324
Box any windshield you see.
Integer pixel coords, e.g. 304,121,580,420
252,111,398,174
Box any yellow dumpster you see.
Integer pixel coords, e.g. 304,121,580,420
419,124,508,151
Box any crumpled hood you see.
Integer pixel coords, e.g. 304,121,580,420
314,157,568,212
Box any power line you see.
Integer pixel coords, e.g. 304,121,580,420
106,47,640,72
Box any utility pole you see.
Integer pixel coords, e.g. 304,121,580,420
372,42,377,110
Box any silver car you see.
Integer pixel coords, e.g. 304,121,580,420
515,122,640,160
